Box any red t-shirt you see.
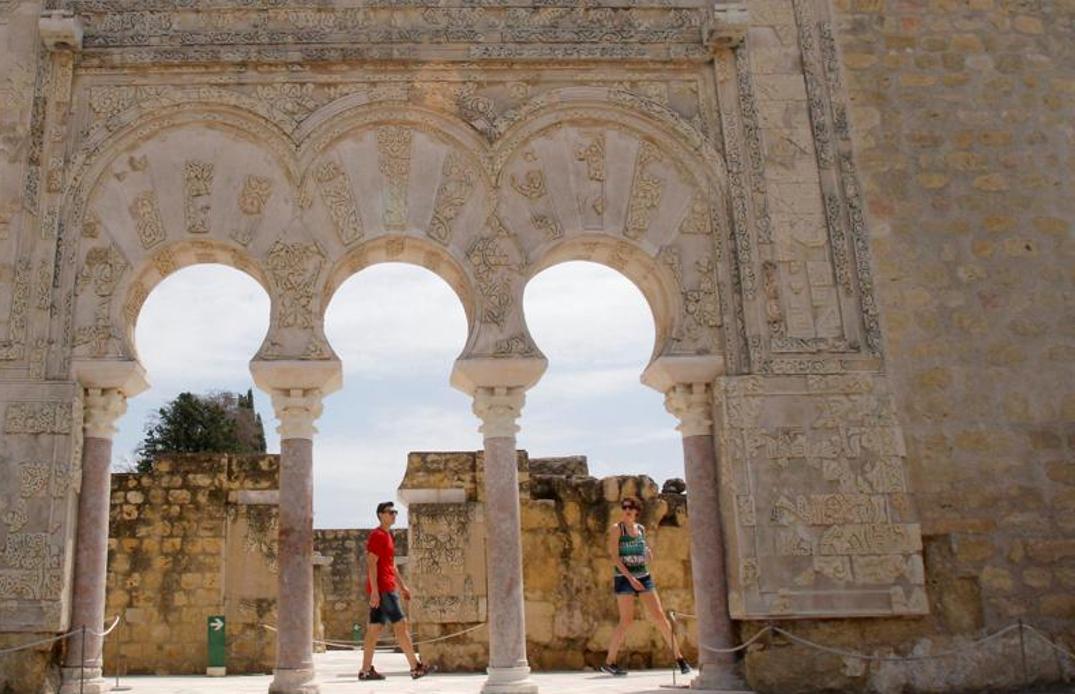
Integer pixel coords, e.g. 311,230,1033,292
365,527,397,594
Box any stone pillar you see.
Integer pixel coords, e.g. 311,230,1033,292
665,384,746,692
60,388,127,694
451,357,545,694
267,388,324,694
473,387,538,694
643,356,746,692
251,359,340,694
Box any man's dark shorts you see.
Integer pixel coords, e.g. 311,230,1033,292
369,591,406,625
614,574,655,595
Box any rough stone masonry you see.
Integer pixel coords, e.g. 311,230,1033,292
0,0,1072,692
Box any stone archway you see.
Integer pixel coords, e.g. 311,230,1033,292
0,5,931,691
57,83,748,692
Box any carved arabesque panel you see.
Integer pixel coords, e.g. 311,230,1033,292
0,381,82,632
717,374,927,619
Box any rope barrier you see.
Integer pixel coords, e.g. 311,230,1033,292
0,616,122,656
675,614,1075,664
261,621,486,649
1024,624,1075,661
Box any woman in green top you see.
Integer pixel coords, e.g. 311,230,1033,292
601,496,691,677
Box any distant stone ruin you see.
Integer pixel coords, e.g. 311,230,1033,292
102,452,695,675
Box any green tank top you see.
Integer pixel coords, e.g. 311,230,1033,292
615,522,649,578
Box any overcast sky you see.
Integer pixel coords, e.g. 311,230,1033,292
113,262,683,528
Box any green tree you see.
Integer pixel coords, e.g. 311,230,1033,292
135,390,266,473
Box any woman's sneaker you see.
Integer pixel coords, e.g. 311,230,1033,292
411,662,436,679
358,667,385,681
600,662,627,676
676,657,692,675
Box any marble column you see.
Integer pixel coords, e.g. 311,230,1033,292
268,388,324,694
664,383,747,692
473,387,538,694
61,388,128,694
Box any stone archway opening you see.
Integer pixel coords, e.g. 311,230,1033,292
521,259,678,479
321,259,473,528
319,257,473,648
114,262,273,470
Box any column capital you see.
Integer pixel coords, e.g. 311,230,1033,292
250,358,341,440
82,388,127,440
705,2,750,52
269,388,324,440
472,386,526,440
39,10,84,52
664,382,714,438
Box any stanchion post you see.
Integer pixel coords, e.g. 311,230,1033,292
669,611,678,687
1018,618,1029,689
79,625,85,694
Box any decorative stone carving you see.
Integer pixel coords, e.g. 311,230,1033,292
5,402,73,434
183,159,214,235
717,375,926,618
265,241,325,330
623,141,664,240
268,388,324,440
82,387,126,440
314,161,363,246
128,190,166,249
663,383,713,438
428,152,476,245
75,245,127,298
471,386,525,440
376,125,413,230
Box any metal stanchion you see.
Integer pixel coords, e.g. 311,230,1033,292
660,611,689,690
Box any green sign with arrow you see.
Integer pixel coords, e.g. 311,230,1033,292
207,615,226,676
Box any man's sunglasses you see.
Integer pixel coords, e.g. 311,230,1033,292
621,505,639,512
381,509,399,515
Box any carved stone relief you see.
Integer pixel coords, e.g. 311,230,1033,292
717,374,926,618
0,382,82,632
408,503,486,624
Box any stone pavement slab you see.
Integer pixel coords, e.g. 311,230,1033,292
113,650,695,694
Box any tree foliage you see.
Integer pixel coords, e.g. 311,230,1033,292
135,389,266,473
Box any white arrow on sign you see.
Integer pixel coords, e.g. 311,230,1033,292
210,618,224,631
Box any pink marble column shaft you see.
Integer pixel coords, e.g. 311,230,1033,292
270,438,317,694
482,436,529,671
682,433,740,689
62,436,112,685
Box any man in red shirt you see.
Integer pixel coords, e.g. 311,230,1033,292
359,501,433,680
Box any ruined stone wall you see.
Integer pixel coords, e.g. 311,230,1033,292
402,452,698,671
104,454,280,675
731,2,1075,692
314,528,407,642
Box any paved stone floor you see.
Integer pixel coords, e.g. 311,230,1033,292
112,650,697,693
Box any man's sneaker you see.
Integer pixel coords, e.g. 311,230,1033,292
358,667,385,681
411,662,436,679
676,657,692,675
600,662,627,676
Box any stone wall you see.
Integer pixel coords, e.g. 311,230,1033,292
314,528,407,643
402,452,699,671
732,1,1075,691
104,454,280,675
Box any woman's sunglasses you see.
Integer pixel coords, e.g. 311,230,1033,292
621,505,639,512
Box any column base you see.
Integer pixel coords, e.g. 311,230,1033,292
482,665,539,694
59,667,111,694
690,665,752,692
269,667,320,694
